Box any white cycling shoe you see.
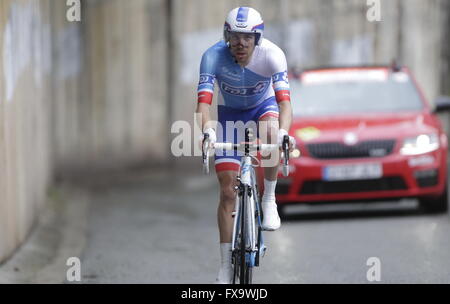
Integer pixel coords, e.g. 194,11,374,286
215,265,233,284
262,200,281,231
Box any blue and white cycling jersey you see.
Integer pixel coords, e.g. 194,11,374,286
197,38,291,109
197,38,291,172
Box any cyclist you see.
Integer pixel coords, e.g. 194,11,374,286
195,7,295,284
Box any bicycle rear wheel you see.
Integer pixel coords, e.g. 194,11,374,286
251,166,263,268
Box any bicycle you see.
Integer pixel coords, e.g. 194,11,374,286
202,128,290,284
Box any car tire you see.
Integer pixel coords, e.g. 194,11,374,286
419,184,448,214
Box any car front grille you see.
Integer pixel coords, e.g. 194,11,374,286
307,140,396,159
300,177,407,195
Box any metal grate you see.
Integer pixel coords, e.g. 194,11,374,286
307,140,396,159
300,177,407,195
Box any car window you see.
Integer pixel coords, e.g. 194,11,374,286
291,71,424,117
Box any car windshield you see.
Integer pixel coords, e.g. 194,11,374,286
290,70,425,117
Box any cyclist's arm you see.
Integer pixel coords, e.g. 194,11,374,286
195,102,214,132
267,43,292,131
278,100,293,133
196,49,217,132
267,44,295,150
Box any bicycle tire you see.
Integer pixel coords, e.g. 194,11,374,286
240,189,246,284
233,173,258,284
232,192,244,284
232,249,239,284
245,264,253,284
251,167,262,268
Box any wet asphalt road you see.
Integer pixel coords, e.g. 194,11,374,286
77,168,450,284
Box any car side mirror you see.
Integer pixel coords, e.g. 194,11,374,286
433,96,450,113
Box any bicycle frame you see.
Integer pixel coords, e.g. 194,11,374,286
231,156,260,257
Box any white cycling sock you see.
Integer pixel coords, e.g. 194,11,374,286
220,243,232,266
216,243,232,284
262,179,277,203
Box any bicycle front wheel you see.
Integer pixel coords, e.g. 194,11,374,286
232,187,252,284
243,186,254,284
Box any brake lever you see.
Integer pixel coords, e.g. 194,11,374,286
282,135,290,177
202,134,210,174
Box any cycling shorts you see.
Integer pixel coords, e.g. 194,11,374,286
215,97,279,172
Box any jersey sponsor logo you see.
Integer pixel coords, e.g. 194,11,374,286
221,80,270,97
272,71,289,84
221,67,241,81
199,74,215,85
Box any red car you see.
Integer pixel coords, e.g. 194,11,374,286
276,65,450,214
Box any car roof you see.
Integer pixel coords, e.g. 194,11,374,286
290,64,408,78
288,64,430,110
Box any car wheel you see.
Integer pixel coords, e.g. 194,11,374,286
419,184,448,214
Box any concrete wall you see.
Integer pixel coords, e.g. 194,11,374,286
52,0,169,175
0,0,53,262
0,0,169,263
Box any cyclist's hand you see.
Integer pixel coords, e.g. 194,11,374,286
199,128,217,150
278,129,296,152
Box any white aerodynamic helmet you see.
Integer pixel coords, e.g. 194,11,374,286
223,7,264,46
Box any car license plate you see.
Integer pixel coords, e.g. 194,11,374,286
323,163,383,181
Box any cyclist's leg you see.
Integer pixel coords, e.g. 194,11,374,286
215,105,243,243
258,116,279,180
216,169,239,243
255,97,280,175
215,105,243,283
215,156,246,283
214,158,241,284
256,98,281,230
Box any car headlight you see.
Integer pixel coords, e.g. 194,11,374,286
290,148,301,158
400,134,440,156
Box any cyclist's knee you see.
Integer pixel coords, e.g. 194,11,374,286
217,171,238,207
220,186,237,204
